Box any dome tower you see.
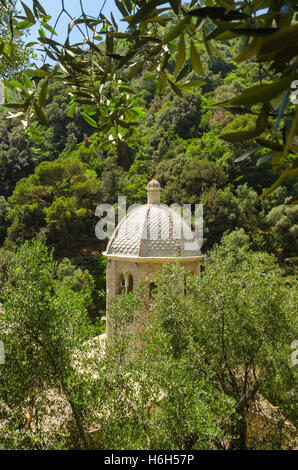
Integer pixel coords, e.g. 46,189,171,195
103,180,203,338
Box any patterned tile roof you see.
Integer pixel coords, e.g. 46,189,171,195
106,203,202,258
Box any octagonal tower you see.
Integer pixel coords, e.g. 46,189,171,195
103,179,203,339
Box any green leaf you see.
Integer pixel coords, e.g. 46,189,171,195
127,61,144,79
255,138,283,151
23,74,33,90
129,0,166,26
110,11,118,30
124,0,132,14
106,34,114,54
143,73,156,81
80,113,98,128
40,37,61,50
209,28,238,41
4,87,9,101
174,33,186,78
21,2,36,24
210,44,224,60
207,24,234,41
38,27,46,38
15,20,34,30
41,21,58,36
259,25,298,56
187,6,248,21
215,74,298,107
115,0,128,17
33,0,47,16
156,74,167,94
175,64,189,82
131,106,146,118
116,118,138,128
163,21,183,44
38,79,48,107
190,40,204,76
144,15,171,26
33,102,48,125
203,26,216,64
119,85,134,93
235,38,262,62
28,68,48,78
271,151,283,172
181,80,205,91
43,47,57,61
4,102,24,110
168,79,183,97
220,129,263,143
67,100,76,118
107,32,133,39
5,80,25,91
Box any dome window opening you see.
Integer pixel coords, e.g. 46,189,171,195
118,273,126,295
118,273,133,296
128,274,133,294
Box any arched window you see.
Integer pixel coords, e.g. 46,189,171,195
118,274,126,295
149,282,157,298
118,273,133,295
127,274,133,294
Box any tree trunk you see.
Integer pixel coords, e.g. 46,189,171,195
229,413,248,450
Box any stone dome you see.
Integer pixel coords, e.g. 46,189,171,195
105,180,202,259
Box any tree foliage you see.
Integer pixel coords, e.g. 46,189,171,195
6,155,99,250
151,237,297,449
1,0,297,199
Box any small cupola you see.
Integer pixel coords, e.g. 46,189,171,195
147,179,161,204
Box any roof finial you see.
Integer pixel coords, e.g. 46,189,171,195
147,179,161,204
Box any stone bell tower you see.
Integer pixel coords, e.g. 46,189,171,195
102,179,203,339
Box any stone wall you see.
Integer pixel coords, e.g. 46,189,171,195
105,257,201,339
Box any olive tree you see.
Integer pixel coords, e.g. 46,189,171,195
151,233,297,448
0,237,95,449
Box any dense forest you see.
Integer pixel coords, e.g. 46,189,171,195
0,0,297,451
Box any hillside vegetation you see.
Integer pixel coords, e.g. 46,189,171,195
0,0,297,450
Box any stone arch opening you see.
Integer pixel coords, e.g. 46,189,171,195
118,273,134,295
127,274,133,294
118,273,126,295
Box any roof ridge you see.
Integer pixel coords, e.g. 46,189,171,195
138,204,151,256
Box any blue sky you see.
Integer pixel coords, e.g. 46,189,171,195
16,0,125,62
15,1,267,65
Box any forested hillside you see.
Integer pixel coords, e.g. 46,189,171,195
0,0,297,451
1,31,297,313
